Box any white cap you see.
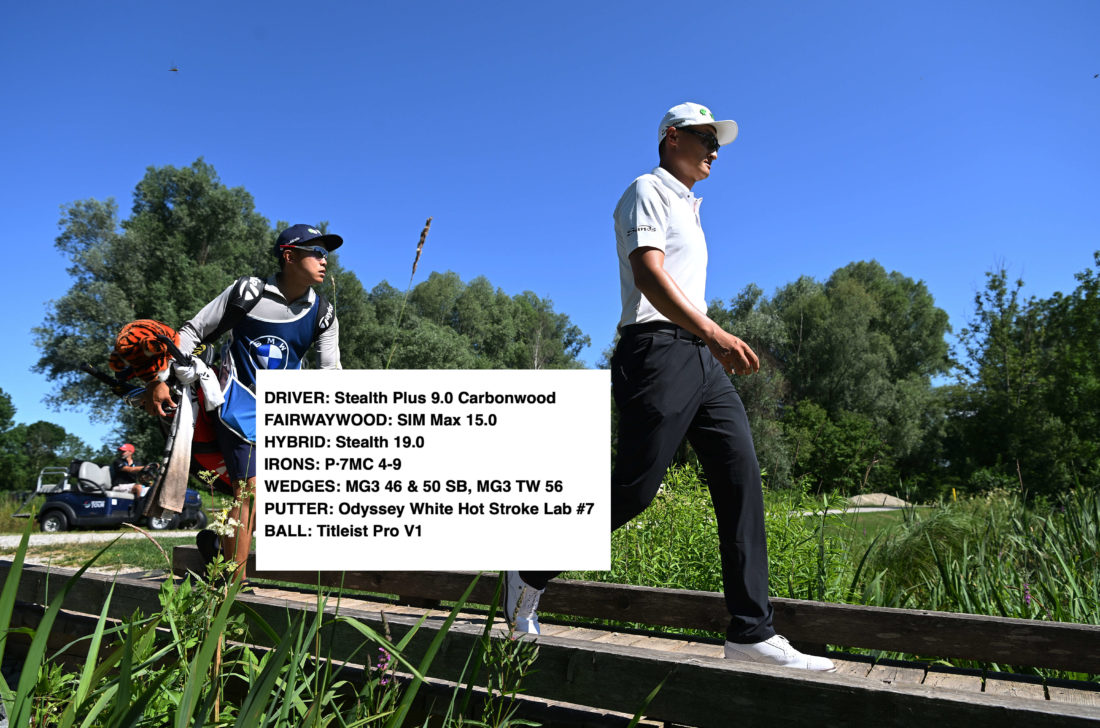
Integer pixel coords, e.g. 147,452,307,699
658,102,739,146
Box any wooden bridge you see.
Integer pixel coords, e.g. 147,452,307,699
4,549,1100,726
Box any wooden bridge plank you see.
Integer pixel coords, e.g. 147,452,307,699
868,659,925,686
985,674,1046,701
628,636,698,654
831,655,875,678
553,627,612,642
537,623,575,638
619,635,683,653
377,604,433,618
670,641,724,659
1047,680,1100,707
925,666,984,693
592,631,651,648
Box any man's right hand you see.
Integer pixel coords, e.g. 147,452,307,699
144,381,176,417
705,327,760,376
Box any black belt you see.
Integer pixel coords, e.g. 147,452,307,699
620,322,704,345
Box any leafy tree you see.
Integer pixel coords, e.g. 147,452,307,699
0,388,92,491
950,268,1050,494
21,421,68,477
950,255,1100,497
34,161,591,453
708,284,794,486
1043,252,1100,486
709,261,951,493
355,272,590,370
0,389,25,489
508,291,590,369
289,267,590,373
774,262,949,451
0,388,14,432
34,160,276,428
781,401,891,493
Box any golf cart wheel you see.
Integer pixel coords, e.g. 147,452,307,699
148,515,176,531
191,511,208,530
40,511,69,533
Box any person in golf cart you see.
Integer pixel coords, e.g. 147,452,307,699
109,442,151,496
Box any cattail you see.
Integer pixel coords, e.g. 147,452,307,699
411,217,432,277
386,217,433,369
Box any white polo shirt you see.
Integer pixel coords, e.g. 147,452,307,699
614,166,708,328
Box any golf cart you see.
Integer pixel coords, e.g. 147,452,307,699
15,460,207,533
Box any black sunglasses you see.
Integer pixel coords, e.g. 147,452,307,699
678,126,720,153
281,244,329,259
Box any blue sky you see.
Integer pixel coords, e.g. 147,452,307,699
3,1,1097,450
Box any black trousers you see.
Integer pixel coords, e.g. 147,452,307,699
522,324,776,643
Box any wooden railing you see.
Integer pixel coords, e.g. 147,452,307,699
172,546,1100,674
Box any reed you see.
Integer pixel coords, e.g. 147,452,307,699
385,217,433,369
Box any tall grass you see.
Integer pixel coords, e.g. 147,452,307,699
862,489,1100,625
566,466,855,605
574,465,723,594
763,482,854,603
0,491,41,533
0,520,546,726
569,462,1100,656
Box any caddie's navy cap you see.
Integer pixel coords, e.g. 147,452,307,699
273,224,344,255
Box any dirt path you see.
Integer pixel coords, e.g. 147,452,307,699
0,530,194,549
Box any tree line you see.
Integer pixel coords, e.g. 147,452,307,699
15,159,1098,500
703,255,1099,499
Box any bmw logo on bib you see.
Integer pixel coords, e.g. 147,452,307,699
250,335,290,369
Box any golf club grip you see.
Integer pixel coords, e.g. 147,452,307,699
155,334,192,366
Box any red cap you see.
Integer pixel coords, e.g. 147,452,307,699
118,443,135,453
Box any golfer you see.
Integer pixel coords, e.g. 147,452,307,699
506,102,834,671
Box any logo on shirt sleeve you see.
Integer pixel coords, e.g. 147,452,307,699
627,225,657,237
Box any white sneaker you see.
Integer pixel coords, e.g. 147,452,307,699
724,635,836,672
503,571,543,634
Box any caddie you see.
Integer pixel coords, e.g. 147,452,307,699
146,224,343,582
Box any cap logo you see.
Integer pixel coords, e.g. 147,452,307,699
308,228,321,235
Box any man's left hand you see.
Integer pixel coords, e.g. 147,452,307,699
707,329,760,376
